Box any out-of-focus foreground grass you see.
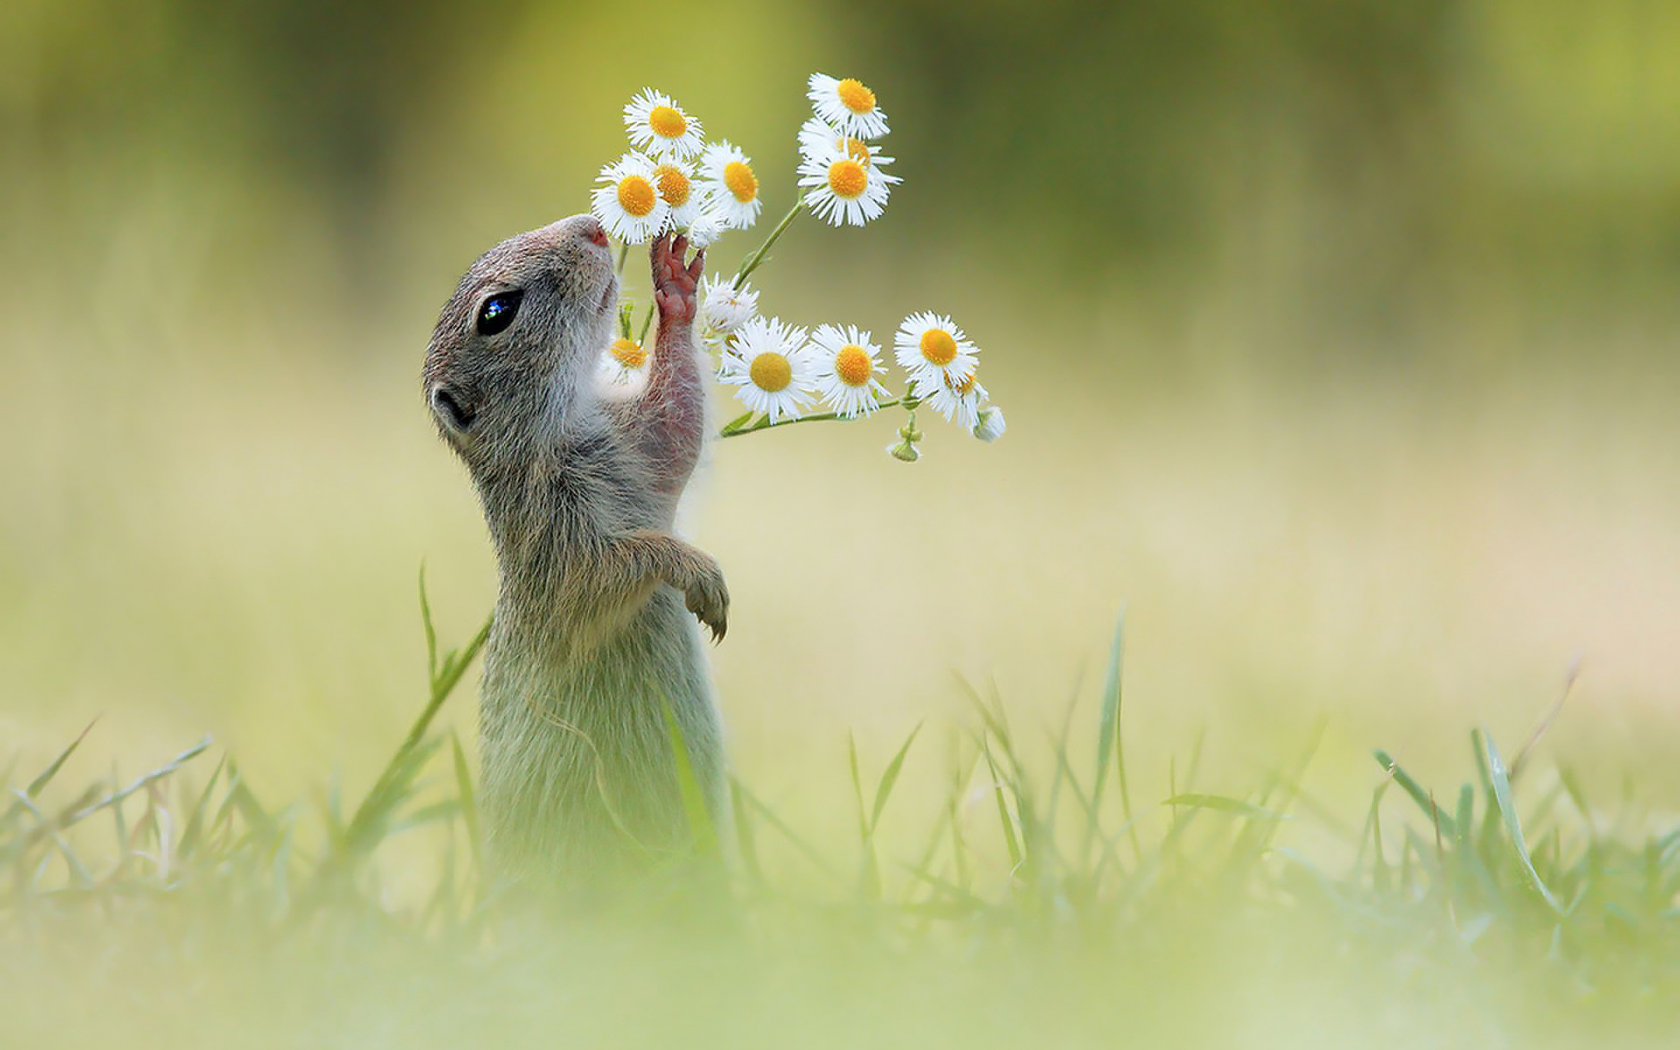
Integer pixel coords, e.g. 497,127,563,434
2,616,1678,1048
2,0,1679,1042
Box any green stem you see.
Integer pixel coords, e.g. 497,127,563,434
615,240,629,275
719,395,920,439
733,195,807,289
639,300,656,344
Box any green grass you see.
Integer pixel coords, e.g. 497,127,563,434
3,605,1678,1049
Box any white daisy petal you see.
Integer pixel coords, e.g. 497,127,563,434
892,311,980,397
809,323,890,418
623,88,705,159
807,73,890,140
924,367,988,428
798,117,895,172
696,141,763,229
698,274,758,341
717,316,816,422
590,152,670,244
684,208,727,248
797,137,900,227
973,405,1007,442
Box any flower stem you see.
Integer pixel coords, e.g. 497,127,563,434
615,240,629,275
733,195,806,289
718,395,921,439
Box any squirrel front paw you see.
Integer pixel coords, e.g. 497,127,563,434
680,551,730,643
651,233,703,326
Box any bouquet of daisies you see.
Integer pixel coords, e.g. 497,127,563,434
591,74,1006,461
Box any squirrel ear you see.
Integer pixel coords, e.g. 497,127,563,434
430,384,476,433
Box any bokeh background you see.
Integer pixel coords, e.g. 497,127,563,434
3,0,1677,828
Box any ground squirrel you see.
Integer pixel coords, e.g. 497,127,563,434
424,216,727,882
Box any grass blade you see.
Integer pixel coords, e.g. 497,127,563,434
1480,728,1561,914
1374,750,1457,837
870,722,923,830
1162,794,1289,821
449,732,481,877
26,718,98,799
661,698,716,857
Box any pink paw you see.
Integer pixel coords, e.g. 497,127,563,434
651,233,703,325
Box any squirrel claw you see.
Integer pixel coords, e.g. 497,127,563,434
651,233,701,325
682,564,729,645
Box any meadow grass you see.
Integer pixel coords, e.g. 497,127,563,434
3,594,1677,1049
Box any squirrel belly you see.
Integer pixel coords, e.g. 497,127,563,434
477,583,724,878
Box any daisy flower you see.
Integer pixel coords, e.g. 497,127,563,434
718,316,815,422
973,405,1007,443
591,152,669,243
798,139,899,227
649,157,700,229
809,324,890,418
602,335,650,386
797,117,894,172
684,208,727,248
924,366,988,429
893,311,979,396
697,274,758,341
696,141,763,229
622,88,705,159
807,73,890,140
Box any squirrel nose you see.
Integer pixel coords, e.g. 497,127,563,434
582,220,609,248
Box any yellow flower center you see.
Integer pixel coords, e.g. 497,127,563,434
843,137,871,167
919,328,958,367
616,175,657,217
836,78,876,115
827,159,868,200
648,105,687,140
610,337,647,369
749,352,792,393
834,345,873,387
943,369,978,395
653,164,691,207
724,160,758,203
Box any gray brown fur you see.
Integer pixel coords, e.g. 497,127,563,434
423,215,726,881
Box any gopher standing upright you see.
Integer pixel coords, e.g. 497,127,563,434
423,215,727,882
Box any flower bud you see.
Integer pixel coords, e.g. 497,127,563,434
972,405,1007,443
887,438,921,463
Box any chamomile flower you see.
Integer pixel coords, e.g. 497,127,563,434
623,88,705,159
798,117,894,172
924,366,989,429
893,311,979,395
697,274,758,340
601,335,650,386
649,157,700,229
696,141,763,229
809,324,890,418
591,152,669,243
807,73,890,140
684,208,727,248
973,405,1007,442
797,139,899,227
718,316,815,422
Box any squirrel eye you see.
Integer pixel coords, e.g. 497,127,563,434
476,290,524,336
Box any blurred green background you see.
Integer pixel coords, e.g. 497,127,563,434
2,0,1677,827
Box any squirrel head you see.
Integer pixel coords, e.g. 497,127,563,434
423,214,617,476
